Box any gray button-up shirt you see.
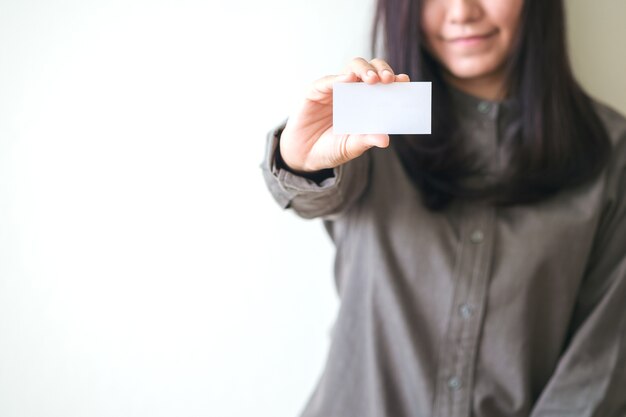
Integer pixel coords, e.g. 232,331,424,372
260,88,626,417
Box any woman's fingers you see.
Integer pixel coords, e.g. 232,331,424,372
313,72,357,94
307,72,357,101
395,73,411,82
343,57,407,85
305,68,406,103
344,57,381,84
369,58,395,84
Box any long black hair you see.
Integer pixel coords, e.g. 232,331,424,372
372,0,611,210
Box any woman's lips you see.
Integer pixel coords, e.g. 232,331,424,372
446,30,498,46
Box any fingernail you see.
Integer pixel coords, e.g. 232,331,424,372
382,69,392,76
367,70,376,78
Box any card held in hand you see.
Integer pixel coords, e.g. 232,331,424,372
333,82,432,135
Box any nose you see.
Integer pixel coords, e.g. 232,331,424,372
447,0,483,24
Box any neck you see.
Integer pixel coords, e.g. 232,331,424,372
444,68,508,102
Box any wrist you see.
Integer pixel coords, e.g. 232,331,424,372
275,135,334,184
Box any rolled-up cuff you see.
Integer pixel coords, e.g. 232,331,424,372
260,121,342,209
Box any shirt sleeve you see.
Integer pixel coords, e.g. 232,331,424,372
260,120,371,220
529,139,626,416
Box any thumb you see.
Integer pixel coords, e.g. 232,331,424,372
363,134,390,149
339,134,390,163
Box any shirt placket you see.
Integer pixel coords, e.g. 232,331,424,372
432,102,499,417
432,205,496,417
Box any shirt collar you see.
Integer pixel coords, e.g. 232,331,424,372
448,84,518,122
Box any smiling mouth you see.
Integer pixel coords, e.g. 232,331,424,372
445,29,498,43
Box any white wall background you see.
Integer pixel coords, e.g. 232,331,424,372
567,0,626,114
0,1,623,417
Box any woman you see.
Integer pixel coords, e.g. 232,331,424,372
261,0,626,416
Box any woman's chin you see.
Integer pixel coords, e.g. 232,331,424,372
444,62,506,84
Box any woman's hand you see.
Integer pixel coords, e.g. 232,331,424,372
279,58,410,173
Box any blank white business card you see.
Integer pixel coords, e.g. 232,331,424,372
333,82,432,135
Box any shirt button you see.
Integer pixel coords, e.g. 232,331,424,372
477,101,491,114
470,229,484,244
448,376,462,391
459,303,474,319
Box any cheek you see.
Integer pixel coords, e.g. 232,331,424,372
420,3,444,48
490,1,524,41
